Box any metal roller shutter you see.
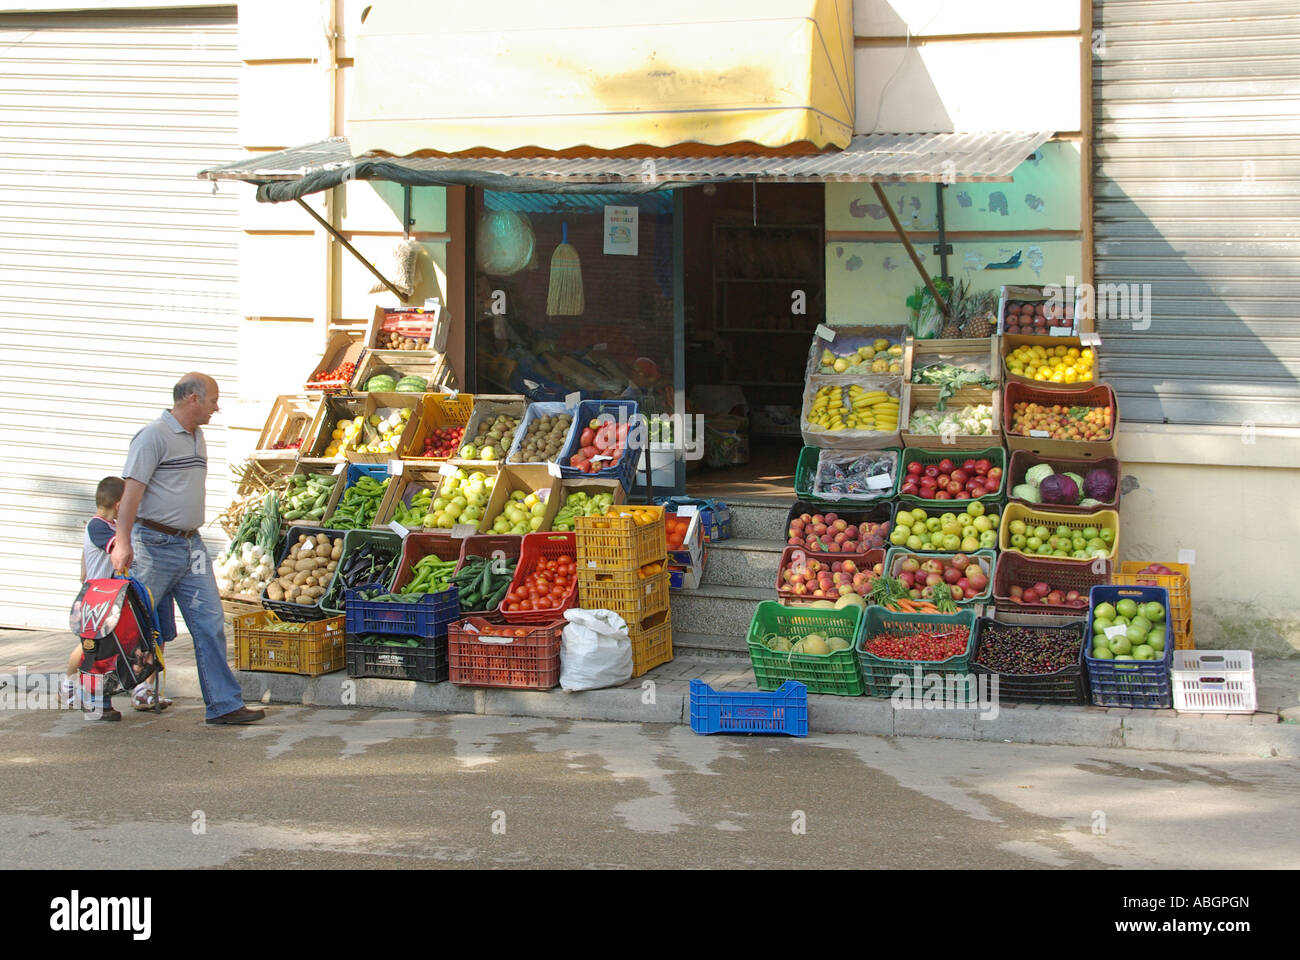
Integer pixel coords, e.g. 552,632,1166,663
0,7,240,628
1092,0,1300,426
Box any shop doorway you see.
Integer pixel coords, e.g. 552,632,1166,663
680,183,825,498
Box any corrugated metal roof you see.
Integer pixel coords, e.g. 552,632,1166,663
199,132,1054,202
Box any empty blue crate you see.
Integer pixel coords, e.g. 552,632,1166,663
345,582,460,640
689,680,809,737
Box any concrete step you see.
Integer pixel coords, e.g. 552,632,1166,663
701,536,782,589
669,582,769,643
723,499,792,541
671,630,756,659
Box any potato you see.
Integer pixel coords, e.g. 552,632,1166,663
326,560,337,572
277,562,293,577
287,585,302,600
316,533,330,548
297,534,307,543
295,596,313,605
277,576,294,591
303,574,317,588
291,571,309,586
266,582,284,602
330,542,343,561
294,558,317,573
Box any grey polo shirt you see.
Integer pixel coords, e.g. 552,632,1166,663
123,410,208,531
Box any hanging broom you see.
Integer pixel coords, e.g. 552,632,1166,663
546,221,584,316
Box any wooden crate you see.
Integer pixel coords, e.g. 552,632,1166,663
365,304,440,352
1003,381,1118,460
351,348,455,393
447,395,528,468
254,394,322,458
899,383,1001,450
905,336,1000,384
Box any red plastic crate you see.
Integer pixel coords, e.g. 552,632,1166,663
447,615,563,690
390,534,463,593
454,534,523,574
498,532,578,624
775,546,883,605
1006,450,1121,514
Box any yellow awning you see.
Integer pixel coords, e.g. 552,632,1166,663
347,0,854,157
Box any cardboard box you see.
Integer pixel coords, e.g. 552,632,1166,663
665,504,705,568
800,374,903,451
668,550,706,590
997,285,1078,337
365,303,442,352
448,395,528,468
305,332,367,391
1000,333,1101,391
482,464,563,535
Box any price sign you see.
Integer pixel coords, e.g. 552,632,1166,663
815,323,836,342
1177,549,1196,565
546,461,563,478
452,524,477,539
1049,327,1076,337
866,473,893,490
1080,332,1102,347
389,460,404,475
438,462,459,478
523,379,539,390
1104,625,1130,641
387,521,410,538
676,504,698,518
1029,429,1051,438
565,391,582,407
332,462,345,475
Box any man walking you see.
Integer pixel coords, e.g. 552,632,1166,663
109,372,266,725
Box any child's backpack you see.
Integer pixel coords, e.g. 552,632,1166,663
69,577,163,703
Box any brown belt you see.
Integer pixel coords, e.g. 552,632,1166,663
138,518,198,539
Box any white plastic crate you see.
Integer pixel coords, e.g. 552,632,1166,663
1171,650,1257,714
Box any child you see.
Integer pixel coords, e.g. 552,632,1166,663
63,476,171,718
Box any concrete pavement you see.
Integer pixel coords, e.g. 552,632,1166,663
4,625,1298,758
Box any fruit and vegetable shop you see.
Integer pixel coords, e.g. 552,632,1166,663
8,3,1282,722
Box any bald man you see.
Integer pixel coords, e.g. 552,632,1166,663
111,373,265,724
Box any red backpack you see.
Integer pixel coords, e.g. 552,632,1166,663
70,577,164,703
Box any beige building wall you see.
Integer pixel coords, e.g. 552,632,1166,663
228,0,449,468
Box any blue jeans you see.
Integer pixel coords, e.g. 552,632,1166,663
132,528,245,719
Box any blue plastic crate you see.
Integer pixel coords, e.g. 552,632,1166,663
654,496,732,542
559,399,642,492
345,462,389,486
344,581,460,640
689,679,808,737
506,400,582,465
1084,584,1174,708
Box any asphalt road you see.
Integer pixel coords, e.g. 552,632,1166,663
4,702,1298,869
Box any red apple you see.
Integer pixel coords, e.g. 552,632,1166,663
943,567,962,585
950,585,965,601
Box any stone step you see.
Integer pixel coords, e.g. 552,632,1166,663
721,499,792,541
700,536,783,589
671,630,756,659
669,582,769,641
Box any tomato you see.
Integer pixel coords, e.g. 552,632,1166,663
506,602,519,612
558,555,573,566
520,599,533,610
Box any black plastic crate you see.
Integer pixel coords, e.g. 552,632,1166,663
971,617,1088,705
345,635,448,683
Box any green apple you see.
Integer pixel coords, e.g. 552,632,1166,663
942,520,961,536
1009,520,1027,536
961,536,980,553
1056,525,1072,538
1099,528,1115,543
906,535,924,550
1094,602,1117,621
1093,617,1112,635
1026,536,1042,551
890,528,909,546
962,525,977,539
1141,601,1165,622
1086,538,1106,550
1114,654,1134,661
942,534,961,551
1147,633,1166,653
911,508,929,522
1034,525,1050,540
940,512,958,525
1072,550,1088,559
1107,635,1132,655
1132,644,1155,661
1116,598,1139,619
1011,533,1028,549
1091,645,1115,660
1126,624,1148,645
1082,526,1099,540
911,523,927,536
1037,544,1053,555
1113,615,1130,627
895,511,914,527
1129,615,1151,635
974,516,993,533
1052,549,1068,557
926,517,942,532
968,501,986,517
979,530,997,548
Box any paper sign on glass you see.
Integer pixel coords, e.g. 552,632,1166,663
815,323,836,341
603,205,638,256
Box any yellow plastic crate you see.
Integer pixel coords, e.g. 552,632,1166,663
576,504,666,574
1115,561,1192,625
628,608,673,678
577,570,669,621
401,392,476,461
232,611,346,676
998,503,1120,563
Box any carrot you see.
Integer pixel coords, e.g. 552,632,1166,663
896,599,917,612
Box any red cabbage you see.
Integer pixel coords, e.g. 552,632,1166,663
1083,468,1116,503
1039,473,1079,505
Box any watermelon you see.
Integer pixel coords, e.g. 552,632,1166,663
365,374,397,392
395,375,428,393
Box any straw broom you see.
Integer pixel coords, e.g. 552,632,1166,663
546,221,584,316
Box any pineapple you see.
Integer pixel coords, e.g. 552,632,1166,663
964,313,994,338
938,321,963,339
946,279,998,339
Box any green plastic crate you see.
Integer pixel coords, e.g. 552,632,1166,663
897,445,1007,510
794,445,901,504
319,528,403,616
856,607,978,702
746,601,864,696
